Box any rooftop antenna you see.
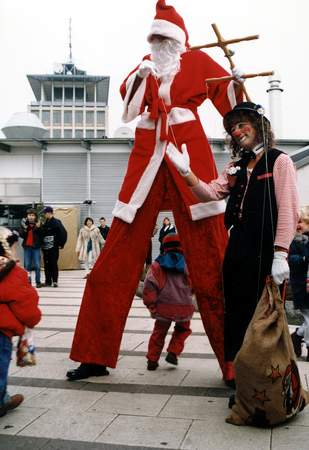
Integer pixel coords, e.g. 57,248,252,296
68,17,73,63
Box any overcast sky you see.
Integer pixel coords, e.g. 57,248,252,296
1,0,308,140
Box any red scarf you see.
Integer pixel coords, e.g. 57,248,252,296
25,224,34,247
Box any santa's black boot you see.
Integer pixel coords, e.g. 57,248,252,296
66,363,109,381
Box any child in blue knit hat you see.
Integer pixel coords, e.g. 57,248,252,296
143,233,194,370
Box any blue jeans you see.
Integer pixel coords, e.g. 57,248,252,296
0,333,12,407
24,247,41,284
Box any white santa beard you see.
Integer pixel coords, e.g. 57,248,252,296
150,39,184,80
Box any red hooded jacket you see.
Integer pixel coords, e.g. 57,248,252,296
0,259,41,338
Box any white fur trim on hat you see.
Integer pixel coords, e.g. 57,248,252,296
147,19,186,46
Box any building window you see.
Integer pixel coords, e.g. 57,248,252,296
44,83,52,101
75,87,84,101
86,129,94,138
86,84,95,102
75,111,83,126
32,110,40,119
53,129,61,138
63,129,72,138
86,111,94,126
53,110,61,126
42,110,50,126
75,129,83,138
97,111,105,127
54,87,63,101
96,129,105,138
64,87,73,102
64,111,72,126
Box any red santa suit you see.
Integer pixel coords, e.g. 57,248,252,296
70,0,242,379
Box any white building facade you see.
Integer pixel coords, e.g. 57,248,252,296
28,62,109,139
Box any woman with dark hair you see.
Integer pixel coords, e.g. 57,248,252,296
19,208,42,288
167,102,299,387
76,217,104,275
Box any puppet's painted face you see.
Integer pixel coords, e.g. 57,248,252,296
231,121,257,149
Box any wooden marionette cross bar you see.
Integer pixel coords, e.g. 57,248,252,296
206,71,275,84
190,23,275,102
189,34,259,52
190,24,259,72
190,24,260,101
210,23,252,100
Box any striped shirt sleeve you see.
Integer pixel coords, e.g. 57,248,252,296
190,169,231,201
273,153,299,250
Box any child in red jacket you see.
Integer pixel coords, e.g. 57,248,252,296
143,233,194,370
0,227,41,417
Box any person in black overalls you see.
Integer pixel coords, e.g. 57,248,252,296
166,102,299,387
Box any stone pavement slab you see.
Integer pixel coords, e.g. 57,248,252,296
159,395,228,420
180,418,271,450
19,410,116,442
0,435,50,450
95,415,192,448
40,306,81,315
86,366,188,386
272,424,309,450
88,392,170,416
7,386,47,400
0,435,174,450
23,388,106,411
0,406,47,435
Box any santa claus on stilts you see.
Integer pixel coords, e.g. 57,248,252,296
67,0,243,382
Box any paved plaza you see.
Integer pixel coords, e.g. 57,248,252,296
0,270,309,450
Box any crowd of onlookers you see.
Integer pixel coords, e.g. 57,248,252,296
18,207,179,286
19,206,67,288
17,208,112,286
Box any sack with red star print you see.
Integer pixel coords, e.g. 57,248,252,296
226,278,309,427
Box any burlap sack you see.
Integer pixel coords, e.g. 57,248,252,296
226,279,309,427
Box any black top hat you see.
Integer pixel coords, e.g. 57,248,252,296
223,102,269,132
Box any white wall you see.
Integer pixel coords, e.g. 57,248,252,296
0,153,41,177
297,166,309,206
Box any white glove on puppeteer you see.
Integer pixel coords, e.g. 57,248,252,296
271,251,289,285
137,60,156,78
166,143,191,176
232,67,245,84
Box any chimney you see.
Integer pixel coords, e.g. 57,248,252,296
267,74,283,139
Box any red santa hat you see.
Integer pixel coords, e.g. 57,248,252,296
147,0,189,48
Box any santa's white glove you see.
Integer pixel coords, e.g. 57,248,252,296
166,143,191,177
271,251,289,285
232,67,245,84
137,60,157,78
